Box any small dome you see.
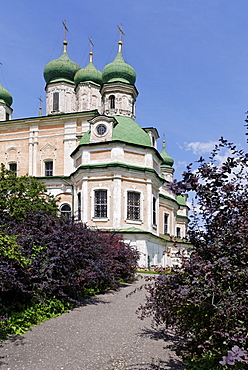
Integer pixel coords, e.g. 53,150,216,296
160,141,174,168
80,116,151,147
44,51,80,84
74,53,102,86
102,42,136,85
0,83,13,107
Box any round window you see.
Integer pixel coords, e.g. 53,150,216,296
96,124,107,136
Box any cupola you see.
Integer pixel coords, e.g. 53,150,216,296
44,24,80,115
0,83,13,107
0,83,13,121
160,140,174,168
75,44,102,113
102,41,136,85
74,52,102,86
101,34,138,119
43,40,80,84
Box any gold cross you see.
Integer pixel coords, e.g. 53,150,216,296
117,24,125,41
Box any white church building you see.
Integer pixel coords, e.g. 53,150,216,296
0,31,191,268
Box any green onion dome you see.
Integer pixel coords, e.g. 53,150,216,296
74,52,102,86
0,83,13,107
160,141,174,168
102,41,136,85
44,42,80,84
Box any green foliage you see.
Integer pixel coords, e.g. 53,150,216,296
0,232,30,267
0,164,58,220
0,298,70,339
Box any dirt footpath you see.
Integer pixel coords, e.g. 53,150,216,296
0,275,183,370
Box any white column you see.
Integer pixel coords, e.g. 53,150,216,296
82,178,88,223
28,131,33,175
112,176,122,229
146,181,153,232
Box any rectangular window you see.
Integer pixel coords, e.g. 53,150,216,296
45,161,53,176
127,191,140,220
176,227,181,238
153,197,157,225
77,192,81,221
9,162,17,176
94,190,107,218
53,92,59,111
6,113,10,121
164,214,169,234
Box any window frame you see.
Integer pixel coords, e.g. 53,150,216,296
77,192,81,221
44,160,53,177
94,189,108,219
152,196,157,226
60,203,72,218
53,92,59,112
8,162,17,176
126,191,141,221
176,227,181,239
164,213,169,234
109,95,115,109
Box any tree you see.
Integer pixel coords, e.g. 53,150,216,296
0,164,58,220
139,134,248,368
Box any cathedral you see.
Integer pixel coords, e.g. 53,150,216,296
0,30,190,268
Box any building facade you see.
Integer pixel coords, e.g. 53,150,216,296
0,35,190,268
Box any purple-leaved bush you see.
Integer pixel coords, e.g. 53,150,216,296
139,131,248,368
0,212,139,316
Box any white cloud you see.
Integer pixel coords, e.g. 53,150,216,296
185,141,218,155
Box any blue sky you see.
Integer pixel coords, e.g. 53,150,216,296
0,0,247,178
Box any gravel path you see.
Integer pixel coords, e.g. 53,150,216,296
0,275,183,370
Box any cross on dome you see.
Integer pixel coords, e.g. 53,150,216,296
88,37,94,63
62,20,68,52
117,24,125,52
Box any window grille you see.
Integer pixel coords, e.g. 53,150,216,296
94,190,107,218
127,191,140,220
45,161,53,176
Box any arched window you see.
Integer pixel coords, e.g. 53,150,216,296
60,204,71,218
109,95,115,109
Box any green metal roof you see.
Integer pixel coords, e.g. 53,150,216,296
160,143,174,168
0,83,13,107
159,193,189,209
74,62,102,86
79,116,151,147
102,51,136,85
112,116,151,146
176,195,187,207
44,52,80,84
